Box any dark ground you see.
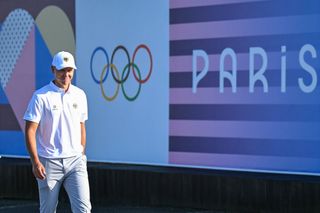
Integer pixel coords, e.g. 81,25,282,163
0,199,218,213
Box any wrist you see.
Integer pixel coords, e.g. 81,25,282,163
81,144,86,154
31,157,41,166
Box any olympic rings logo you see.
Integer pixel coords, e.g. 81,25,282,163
90,44,153,101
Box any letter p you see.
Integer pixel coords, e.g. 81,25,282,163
192,50,209,93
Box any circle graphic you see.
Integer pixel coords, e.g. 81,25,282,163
91,47,109,84
100,63,120,101
91,44,153,102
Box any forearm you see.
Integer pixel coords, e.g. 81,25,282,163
80,122,86,154
25,121,46,179
25,121,40,165
26,135,40,165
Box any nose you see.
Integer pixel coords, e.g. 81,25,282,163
62,70,68,77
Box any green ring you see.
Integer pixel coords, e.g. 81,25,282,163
121,63,141,101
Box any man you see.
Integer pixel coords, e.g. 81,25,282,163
24,51,91,212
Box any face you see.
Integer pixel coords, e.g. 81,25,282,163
52,67,74,90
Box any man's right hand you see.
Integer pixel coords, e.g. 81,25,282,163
32,162,46,180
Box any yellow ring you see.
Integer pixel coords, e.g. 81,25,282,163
99,64,120,101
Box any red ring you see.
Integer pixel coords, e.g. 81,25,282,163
132,44,153,84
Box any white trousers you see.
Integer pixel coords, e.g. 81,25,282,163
37,155,91,213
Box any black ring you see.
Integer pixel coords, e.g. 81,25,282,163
110,45,130,84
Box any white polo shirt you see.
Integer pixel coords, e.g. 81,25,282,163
24,81,88,158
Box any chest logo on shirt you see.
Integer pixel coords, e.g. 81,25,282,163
73,103,78,109
52,105,59,110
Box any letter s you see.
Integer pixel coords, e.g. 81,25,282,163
299,44,317,93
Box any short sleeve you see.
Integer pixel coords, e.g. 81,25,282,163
23,94,43,123
80,91,88,122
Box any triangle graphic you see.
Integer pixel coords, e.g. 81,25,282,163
0,104,21,130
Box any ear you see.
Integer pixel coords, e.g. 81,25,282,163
51,66,55,74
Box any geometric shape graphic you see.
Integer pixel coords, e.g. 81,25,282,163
5,26,35,131
0,9,34,89
35,5,76,57
35,25,55,89
0,1,75,158
0,85,9,104
0,105,21,130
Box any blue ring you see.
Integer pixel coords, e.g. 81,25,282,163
90,47,109,84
